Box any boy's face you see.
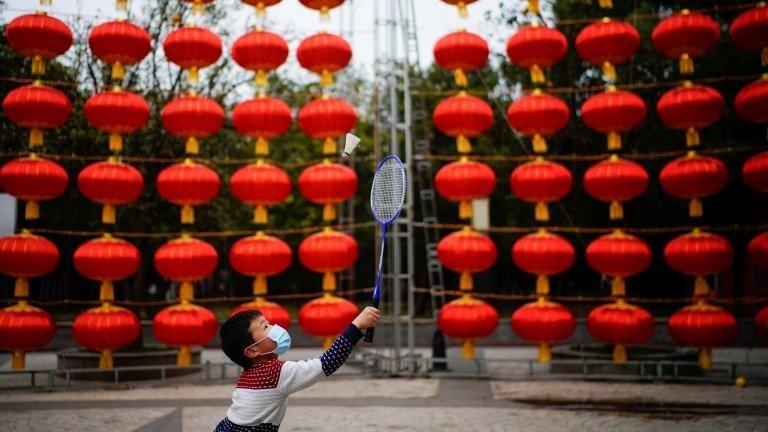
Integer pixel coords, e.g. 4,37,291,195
243,315,277,360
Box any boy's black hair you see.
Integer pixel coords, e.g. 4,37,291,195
220,309,262,369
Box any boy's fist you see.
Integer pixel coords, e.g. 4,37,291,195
353,306,381,330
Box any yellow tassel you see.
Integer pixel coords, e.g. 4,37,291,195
609,201,623,220
613,344,627,363
694,276,709,298
31,55,45,76
322,337,333,350
100,281,115,303
178,347,192,366
29,128,43,147
254,205,268,224
459,271,473,291
102,204,116,224
532,134,547,153
180,281,194,303
111,61,125,80
461,340,475,359
109,133,123,152
25,201,40,220
192,1,204,15
11,350,25,370
456,135,472,154
459,200,472,219
322,203,336,221
599,0,612,8
457,2,468,19
528,0,539,14
99,350,114,370
322,137,337,155
611,276,625,297
253,275,267,297
188,66,199,84
254,70,268,87
689,198,703,218
255,137,269,156
602,61,616,81
185,136,199,154
535,275,549,297
762,47,768,67
116,0,128,11
679,54,694,75
530,64,545,84
534,201,549,221
181,205,195,224
454,69,468,87
40,0,52,5
698,348,712,370
537,343,551,362
607,132,621,150
686,127,700,147
322,272,336,293
255,3,267,18
320,69,333,87
14,278,29,298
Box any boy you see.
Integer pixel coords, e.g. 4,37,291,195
214,306,381,431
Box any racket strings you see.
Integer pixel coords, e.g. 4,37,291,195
371,158,406,223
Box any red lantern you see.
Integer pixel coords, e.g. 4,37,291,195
664,228,733,297
581,87,646,150
735,75,768,125
583,155,649,220
231,96,292,156
163,25,222,84
755,306,768,343
659,151,728,218
157,160,220,224
438,295,498,359
298,228,358,292
161,93,224,154
585,230,651,296
230,299,291,329
72,304,140,369
434,157,496,219
231,160,291,224
510,157,572,221
297,32,352,87
0,230,59,298
0,301,56,369
743,151,768,193
433,30,489,87
512,229,574,296
575,18,640,81
6,12,73,75
241,0,283,17
668,300,737,369
88,20,151,80
729,4,768,66
297,160,357,221
299,294,358,348
506,24,568,84
652,10,720,75
153,303,218,366
231,30,289,87
298,96,357,155
587,300,654,363
433,92,493,154
77,158,144,224
73,234,140,300
154,235,219,299
83,88,150,152
229,232,291,297
657,82,724,147
3,82,72,147
0,155,68,220
511,298,575,362
748,231,768,272
440,0,478,18
437,227,497,291
299,0,345,18
506,89,569,153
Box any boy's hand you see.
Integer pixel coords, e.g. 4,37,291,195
352,306,381,330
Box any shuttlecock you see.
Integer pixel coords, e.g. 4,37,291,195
342,133,361,158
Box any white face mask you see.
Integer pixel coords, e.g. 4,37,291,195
247,324,292,356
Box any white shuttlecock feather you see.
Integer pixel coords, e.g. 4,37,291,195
342,133,361,158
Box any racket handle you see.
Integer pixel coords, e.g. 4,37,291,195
363,327,375,343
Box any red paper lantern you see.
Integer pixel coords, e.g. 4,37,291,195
729,4,768,66
0,230,59,299
299,294,358,348
587,300,654,363
231,96,292,156
83,88,150,152
440,0,478,18
88,20,151,80
230,300,291,329
77,158,144,224
6,12,73,75
229,232,292,297
664,228,733,297
743,151,768,193
433,92,493,154
657,82,724,147
734,75,768,125
585,230,651,296
506,24,568,84
241,0,282,16
434,157,496,219
231,29,289,86
511,298,575,362
231,161,291,224
652,10,720,75
506,89,570,153
581,87,646,150
583,155,649,220
512,228,575,296
437,227,497,291
72,304,140,369
3,82,72,147
575,18,640,81
438,295,498,359
433,30,489,87
157,160,220,224
755,306,768,343
153,303,218,366
298,228,358,292
74,234,140,299
668,301,737,369
297,160,357,221
659,151,728,218
0,155,68,220
510,157,572,221
162,25,222,83
161,93,225,154
0,301,56,369
298,96,357,155
299,0,345,18
297,32,352,87
154,235,219,296
748,231,768,272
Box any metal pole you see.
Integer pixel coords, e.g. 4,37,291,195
388,0,402,375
